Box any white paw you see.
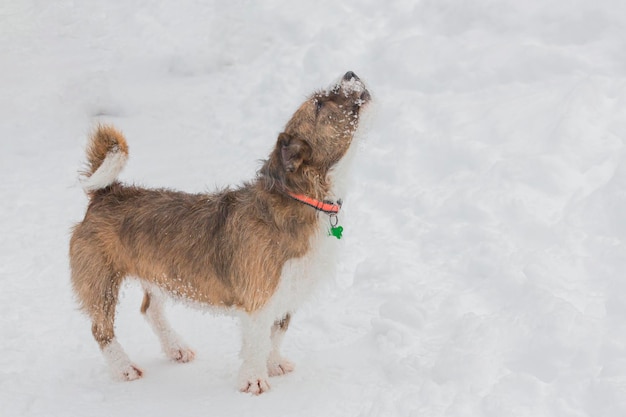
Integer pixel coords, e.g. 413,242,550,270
268,358,295,377
118,364,144,381
239,378,271,395
166,346,196,363
103,339,143,381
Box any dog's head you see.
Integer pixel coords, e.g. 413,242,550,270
264,71,370,192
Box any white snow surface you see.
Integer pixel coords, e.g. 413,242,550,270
2,1,626,416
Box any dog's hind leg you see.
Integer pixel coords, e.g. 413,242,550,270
93,276,144,380
140,286,195,363
71,249,143,381
267,313,295,377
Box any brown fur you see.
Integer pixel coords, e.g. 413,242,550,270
69,72,370,379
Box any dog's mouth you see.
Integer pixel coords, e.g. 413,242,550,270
338,71,371,106
325,71,371,110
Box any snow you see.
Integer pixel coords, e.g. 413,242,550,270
2,0,626,415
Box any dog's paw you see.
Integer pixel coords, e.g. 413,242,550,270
167,346,196,363
119,364,144,381
239,378,271,395
268,358,295,377
104,340,144,381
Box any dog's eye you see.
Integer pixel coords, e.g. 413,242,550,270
315,100,324,115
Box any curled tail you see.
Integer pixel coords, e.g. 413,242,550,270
80,124,129,192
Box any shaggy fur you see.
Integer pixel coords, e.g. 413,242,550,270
69,71,370,394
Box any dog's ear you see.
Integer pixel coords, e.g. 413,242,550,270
279,132,312,173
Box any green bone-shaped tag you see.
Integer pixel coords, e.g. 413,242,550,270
329,225,343,239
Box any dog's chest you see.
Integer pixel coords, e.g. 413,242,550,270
269,217,339,313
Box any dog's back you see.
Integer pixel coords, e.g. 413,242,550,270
70,126,314,315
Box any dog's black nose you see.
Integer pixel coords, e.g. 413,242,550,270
343,71,359,81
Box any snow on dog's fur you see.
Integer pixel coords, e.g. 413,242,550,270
69,72,370,394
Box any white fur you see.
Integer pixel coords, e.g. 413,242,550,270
237,195,341,392
142,285,195,363
267,324,295,377
80,150,127,191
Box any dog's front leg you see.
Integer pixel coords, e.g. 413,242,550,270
267,313,295,376
238,311,273,395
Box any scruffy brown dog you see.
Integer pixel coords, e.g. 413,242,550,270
70,71,370,394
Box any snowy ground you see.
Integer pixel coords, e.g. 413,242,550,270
2,0,626,416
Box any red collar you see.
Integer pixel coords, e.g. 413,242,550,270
287,192,342,214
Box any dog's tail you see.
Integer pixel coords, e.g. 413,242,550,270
79,124,129,193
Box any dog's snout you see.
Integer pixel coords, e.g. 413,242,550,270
343,71,359,81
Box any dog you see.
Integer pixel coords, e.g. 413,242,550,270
70,71,370,394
